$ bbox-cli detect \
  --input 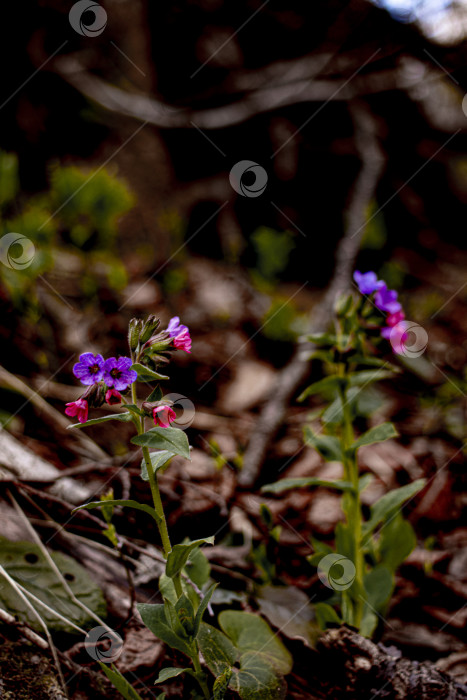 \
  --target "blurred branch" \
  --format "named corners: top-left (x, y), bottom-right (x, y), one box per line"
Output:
top-left (54, 55), bottom-right (465, 132)
top-left (238, 101), bottom-right (385, 487)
